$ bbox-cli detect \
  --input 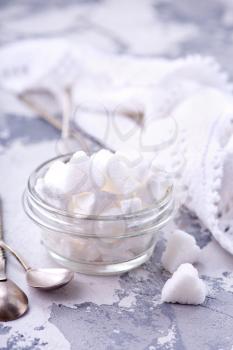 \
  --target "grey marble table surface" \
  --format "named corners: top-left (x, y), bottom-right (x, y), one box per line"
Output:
top-left (1, 1), bottom-right (233, 349)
